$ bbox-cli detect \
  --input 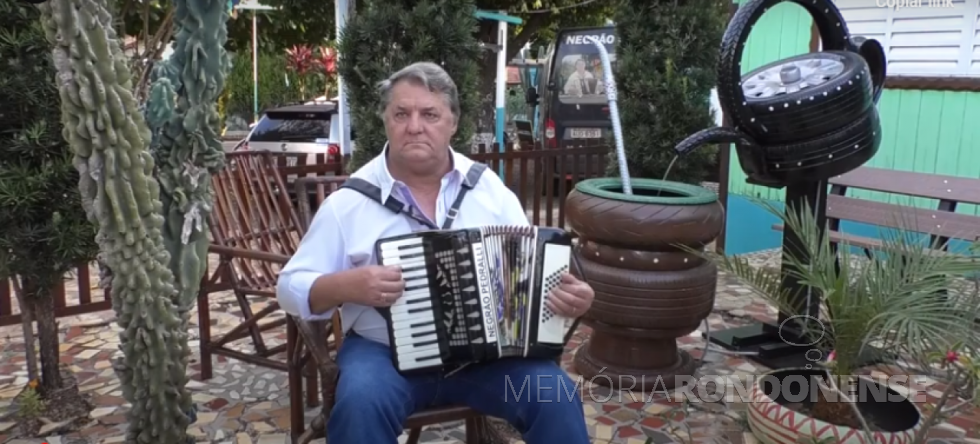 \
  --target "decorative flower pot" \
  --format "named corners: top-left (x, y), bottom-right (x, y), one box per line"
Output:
top-left (749, 367), bottom-right (922, 444)
top-left (566, 177), bottom-right (724, 390)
